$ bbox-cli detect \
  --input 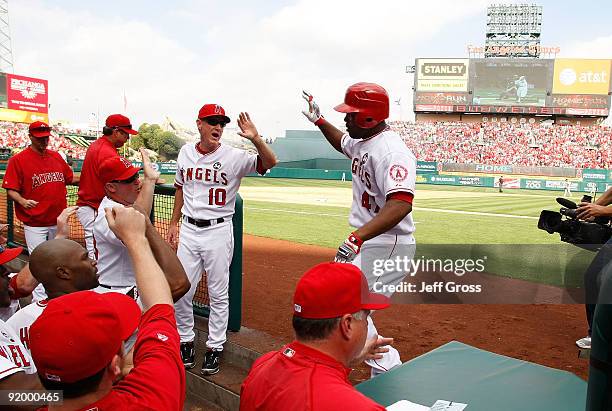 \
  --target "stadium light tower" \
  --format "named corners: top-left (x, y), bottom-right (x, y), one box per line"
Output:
top-left (485, 4), bottom-right (542, 58)
top-left (0, 0), bottom-right (13, 72)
